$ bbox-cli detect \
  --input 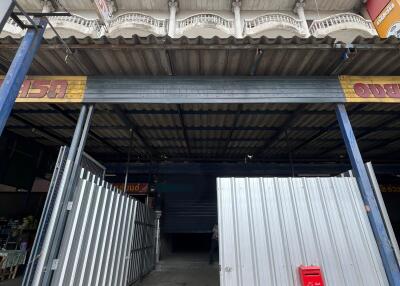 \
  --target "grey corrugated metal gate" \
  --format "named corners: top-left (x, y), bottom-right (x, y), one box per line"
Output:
top-left (24, 146), bottom-right (156, 286)
top-left (23, 146), bottom-right (107, 286)
top-left (217, 177), bottom-right (389, 286)
top-left (51, 170), bottom-right (155, 286)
